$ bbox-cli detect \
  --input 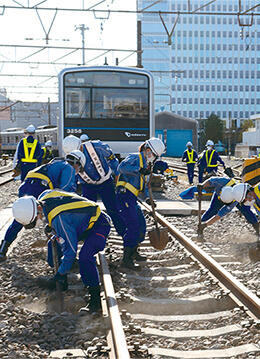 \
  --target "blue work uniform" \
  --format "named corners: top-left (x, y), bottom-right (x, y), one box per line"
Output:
top-left (17, 135), bottom-right (42, 181)
top-left (116, 152), bottom-right (149, 249)
top-left (182, 148), bottom-right (198, 184)
top-left (198, 149), bottom-right (225, 182)
top-left (4, 159), bottom-right (77, 246)
top-left (153, 160), bottom-right (169, 175)
top-left (78, 140), bottom-right (125, 237)
top-left (39, 190), bottom-right (111, 288)
top-left (201, 177), bottom-right (257, 225)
